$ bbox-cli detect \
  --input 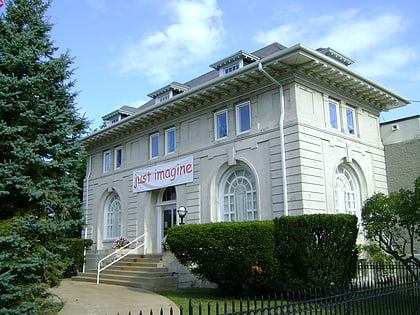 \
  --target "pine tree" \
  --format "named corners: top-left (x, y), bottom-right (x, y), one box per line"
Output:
top-left (0, 0), bottom-right (88, 220)
top-left (0, 0), bottom-right (88, 313)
